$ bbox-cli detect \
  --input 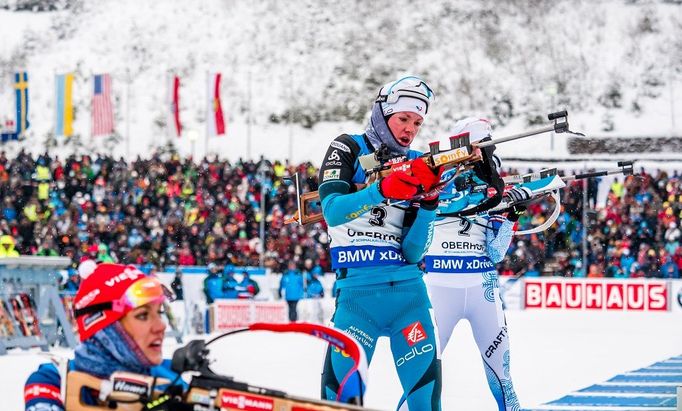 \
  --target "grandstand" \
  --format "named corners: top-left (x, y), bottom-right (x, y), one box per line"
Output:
top-left (0, 150), bottom-right (677, 284)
